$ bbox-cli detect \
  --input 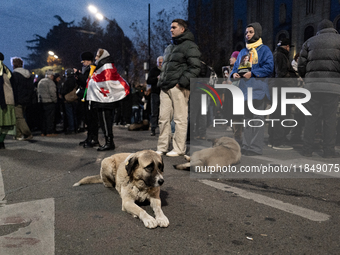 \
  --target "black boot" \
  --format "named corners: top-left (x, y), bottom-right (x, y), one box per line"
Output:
top-left (97, 135), bottom-right (115, 151)
top-left (90, 135), bottom-right (100, 147)
top-left (0, 142), bottom-right (5, 149)
top-left (84, 135), bottom-right (100, 148)
top-left (79, 136), bottom-right (89, 146)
